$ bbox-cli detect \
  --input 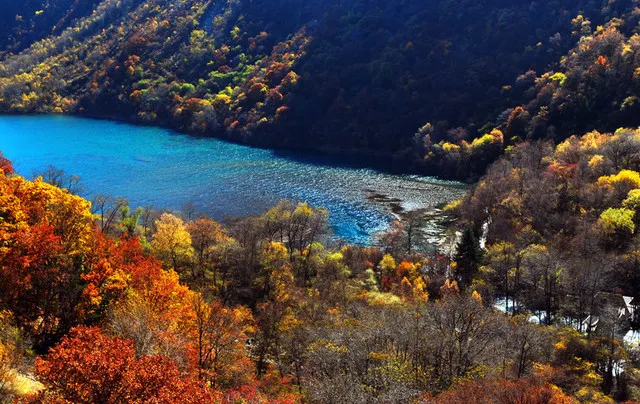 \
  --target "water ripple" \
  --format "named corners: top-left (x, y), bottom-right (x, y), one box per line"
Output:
top-left (0, 115), bottom-right (465, 244)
